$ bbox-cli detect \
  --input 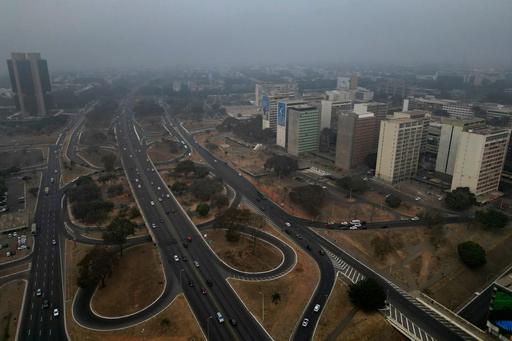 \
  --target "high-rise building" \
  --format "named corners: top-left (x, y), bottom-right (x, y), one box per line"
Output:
top-left (353, 102), bottom-right (389, 121)
top-left (336, 76), bottom-right (350, 90)
top-left (350, 73), bottom-right (358, 90)
top-left (435, 118), bottom-right (486, 175)
top-left (261, 92), bottom-right (295, 132)
top-left (375, 116), bottom-right (424, 184)
top-left (442, 102), bottom-right (474, 120)
top-left (320, 100), bottom-right (352, 130)
top-left (286, 105), bottom-right (320, 156)
top-left (393, 110), bottom-right (431, 152)
top-left (451, 127), bottom-right (510, 196)
top-left (335, 111), bottom-right (377, 170)
top-left (7, 52), bottom-right (52, 115)
top-left (276, 99), bottom-right (308, 148)
top-left (426, 122), bottom-right (442, 159)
